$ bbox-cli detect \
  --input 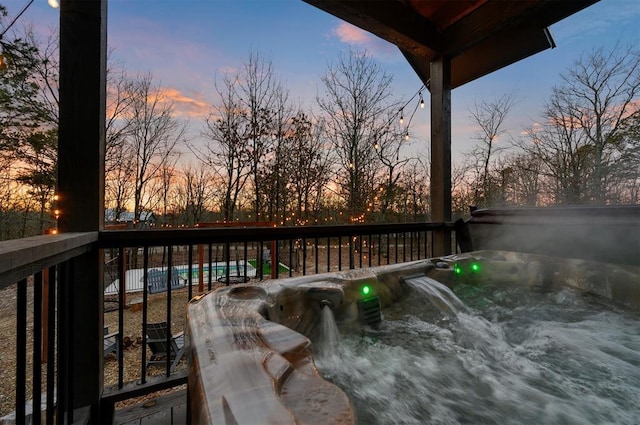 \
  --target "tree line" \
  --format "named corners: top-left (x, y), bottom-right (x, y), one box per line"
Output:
top-left (0, 14), bottom-right (638, 241)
